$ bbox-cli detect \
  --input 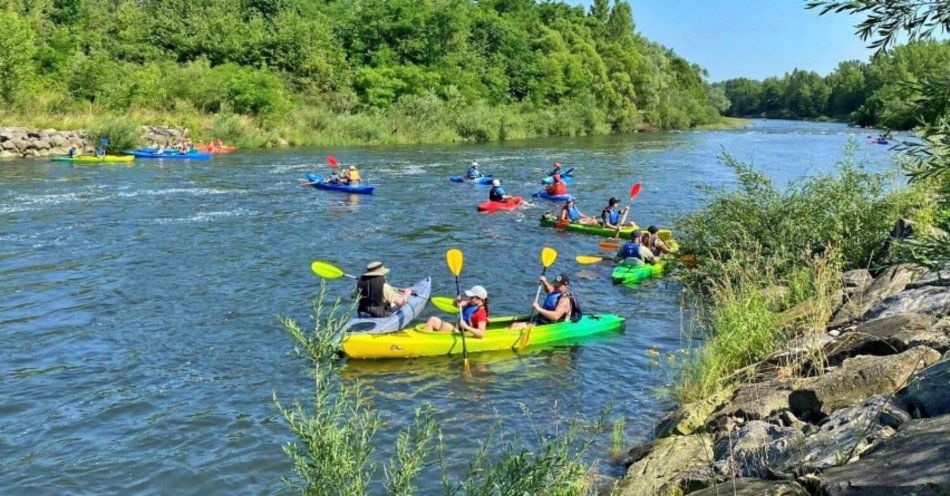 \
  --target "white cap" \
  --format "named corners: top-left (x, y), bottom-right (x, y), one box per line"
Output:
top-left (471, 161), bottom-right (479, 167)
top-left (464, 285), bottom-right (488, 299)
top-left (492, 179), bottom-right (501, 187)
